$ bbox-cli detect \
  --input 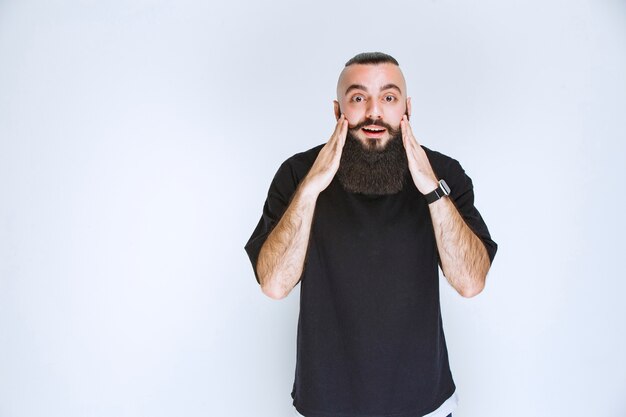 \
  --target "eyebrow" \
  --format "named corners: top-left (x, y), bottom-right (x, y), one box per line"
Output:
top-left (381, 83), bottom-right (402, 94)
top-left (345, 84), bottom-right (368, 95)
top-left (344, 83), bottom-right (403, 95)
